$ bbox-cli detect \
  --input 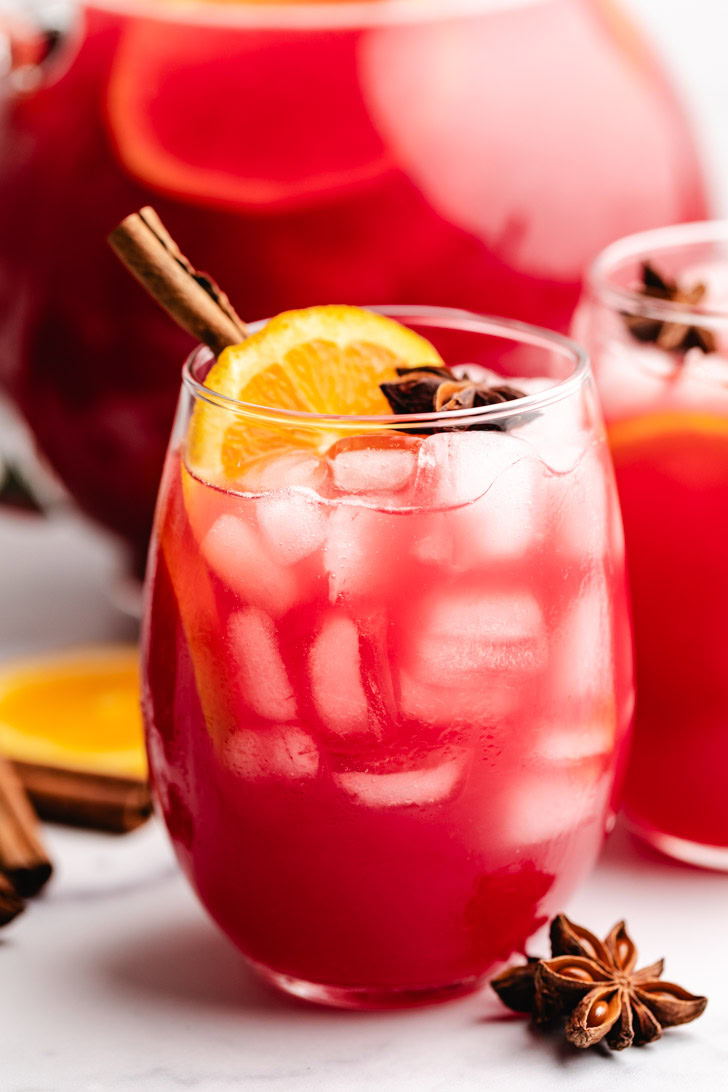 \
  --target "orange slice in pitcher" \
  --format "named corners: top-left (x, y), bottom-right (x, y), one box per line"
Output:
top-left (0, 647), bottom-right (146, 779)
top-left (106, 20), bottom-right (392, 211)
top-left (187, 305), bottom-right (444, 483)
